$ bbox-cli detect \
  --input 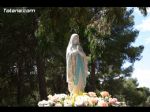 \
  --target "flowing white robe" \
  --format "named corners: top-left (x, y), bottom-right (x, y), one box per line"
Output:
top-left (66, 44), bottom-right (88, 95)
